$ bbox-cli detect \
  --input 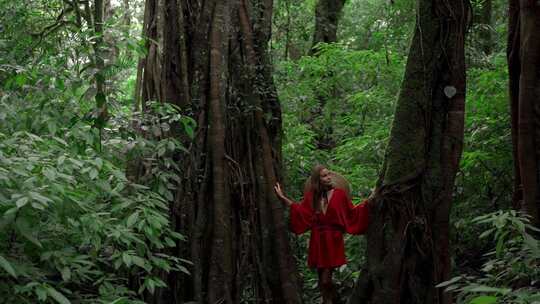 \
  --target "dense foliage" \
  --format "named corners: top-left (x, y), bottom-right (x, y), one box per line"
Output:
top-left (440, 210), bottom-right (540, 304)
top-left (0, 1), bottom-right (191, 303)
